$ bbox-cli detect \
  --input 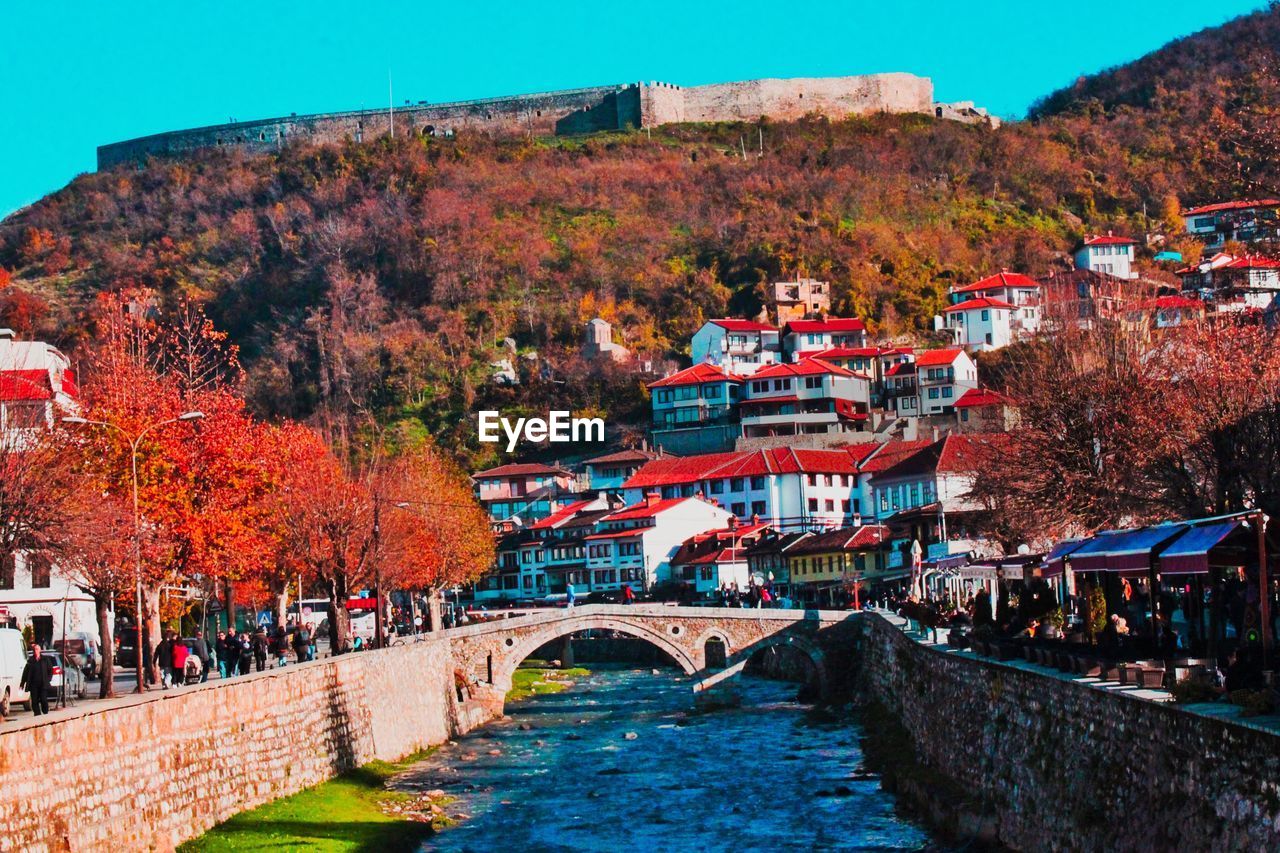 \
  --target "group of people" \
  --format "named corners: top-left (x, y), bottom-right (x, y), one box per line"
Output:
top-left (717, 580), bottom-right (790, 609)
top-left (142, 621), bottom-right (317, 690)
